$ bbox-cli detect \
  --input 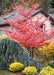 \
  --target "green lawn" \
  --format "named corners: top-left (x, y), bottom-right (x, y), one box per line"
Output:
top-left (0, 70), bottom-right (23, 75)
